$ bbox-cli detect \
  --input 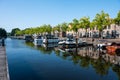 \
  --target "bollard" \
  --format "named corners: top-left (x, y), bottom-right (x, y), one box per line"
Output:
top-left (2, 39), bottom-right (5, 46)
